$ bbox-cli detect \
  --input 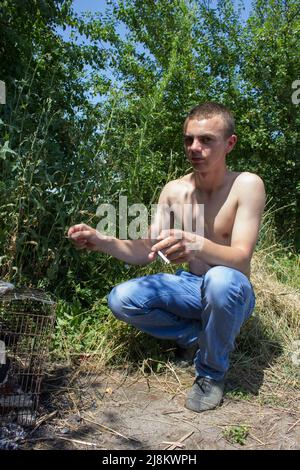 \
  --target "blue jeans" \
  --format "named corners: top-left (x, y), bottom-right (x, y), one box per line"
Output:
top-left (108, 266), bottom-right (255, 381)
